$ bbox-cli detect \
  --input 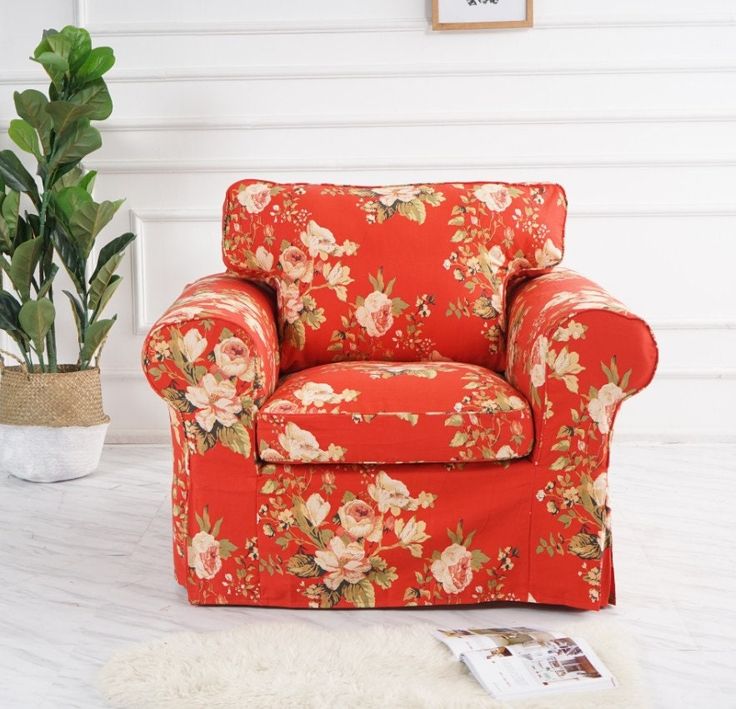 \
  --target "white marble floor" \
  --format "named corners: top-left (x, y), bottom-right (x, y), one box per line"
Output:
top-left (1, 444), bottom-right (734, 708)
